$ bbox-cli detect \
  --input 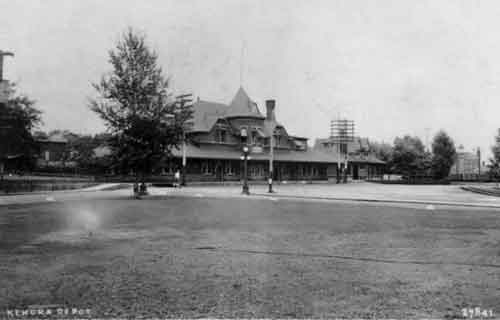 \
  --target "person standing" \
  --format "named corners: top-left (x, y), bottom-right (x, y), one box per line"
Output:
top-left (174, 169), bottom-right (181, 188)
